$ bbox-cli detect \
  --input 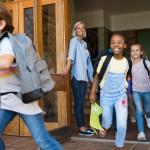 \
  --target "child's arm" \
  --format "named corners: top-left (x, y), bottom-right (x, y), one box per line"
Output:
top-left (89, 73), bottom-right (99, 103)
top-left (0, 55), bottom-right (14, 70)
top-left (127, 75), bottom-right (132, 96)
